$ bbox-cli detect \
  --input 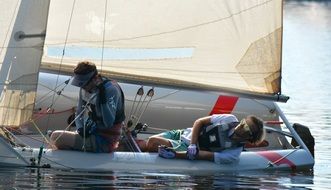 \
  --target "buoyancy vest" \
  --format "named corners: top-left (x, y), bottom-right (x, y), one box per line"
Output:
top-left (109, 80), bottom-right (125, 124)
top-left (198, 122), bottom-right (245, 152)
top-left (83, 78), bottom-right (125, 126)
top-left (81, 78), bottom-right (125, 152)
